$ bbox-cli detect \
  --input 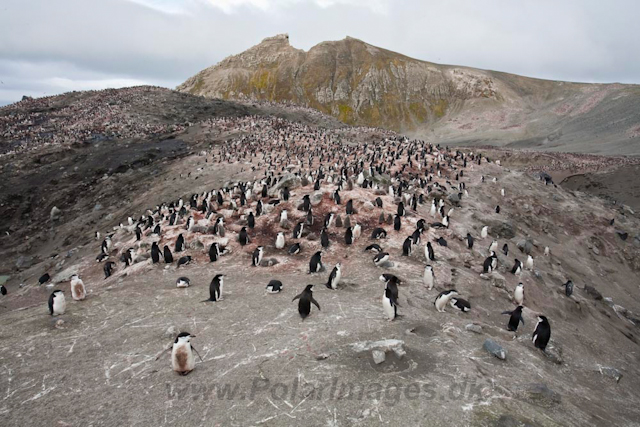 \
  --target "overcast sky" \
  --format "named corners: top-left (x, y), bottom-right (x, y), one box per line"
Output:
top-left (1, 0), bottom-right (639, 106)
